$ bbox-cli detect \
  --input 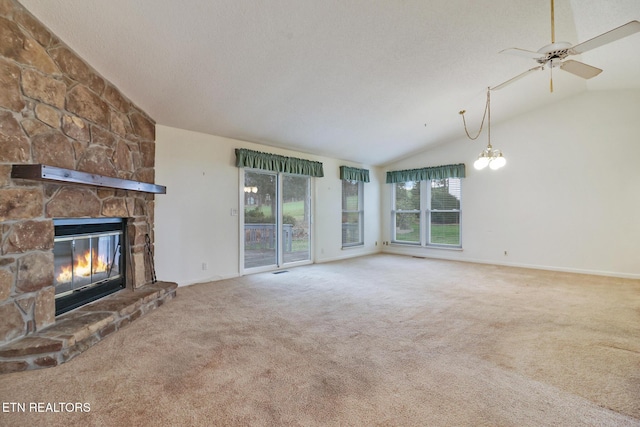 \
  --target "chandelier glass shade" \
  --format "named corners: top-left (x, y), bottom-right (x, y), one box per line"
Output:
top-left (474, 145), bottom-right (506, 170)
